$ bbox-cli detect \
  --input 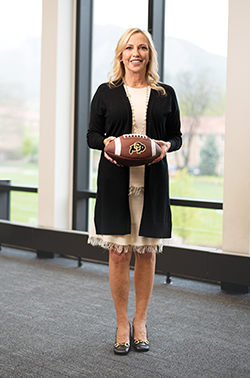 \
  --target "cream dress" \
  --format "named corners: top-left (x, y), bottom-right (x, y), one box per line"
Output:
top-left (88, 86), bottom-right (164, 253)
